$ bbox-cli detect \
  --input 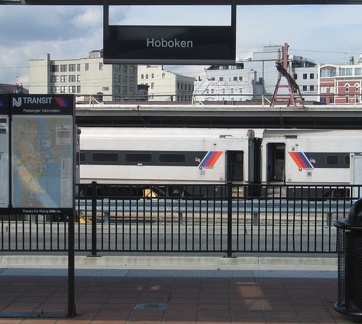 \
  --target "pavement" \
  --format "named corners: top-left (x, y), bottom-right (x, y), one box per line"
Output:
top-left (0, 254), bottom-right (360, 323)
